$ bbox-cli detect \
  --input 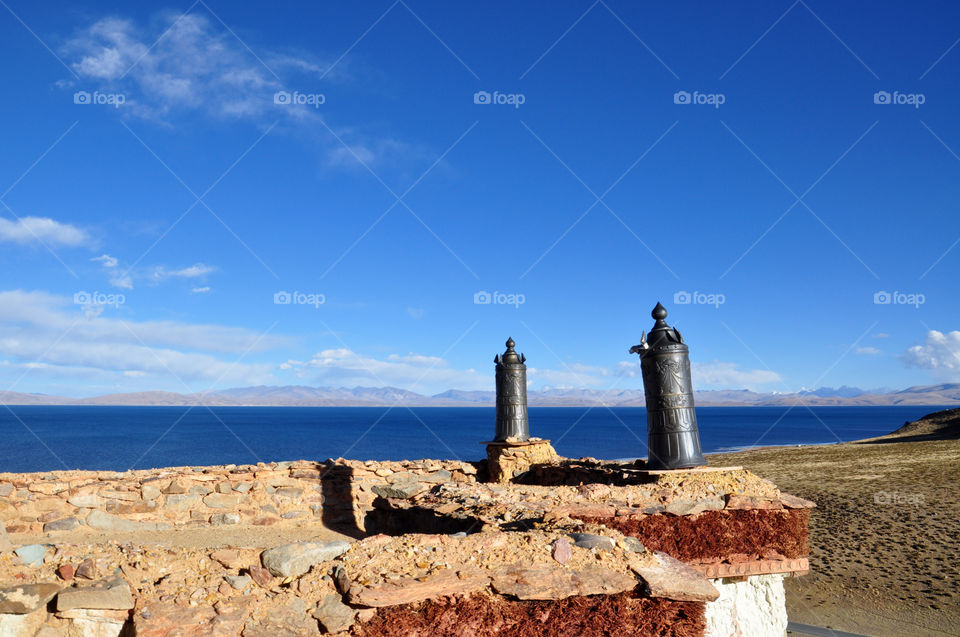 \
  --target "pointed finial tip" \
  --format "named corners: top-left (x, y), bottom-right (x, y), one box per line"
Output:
top-left (505, 337), bottom-right (515, 349)
top-left (652, 302), bottom-right (668, 321)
